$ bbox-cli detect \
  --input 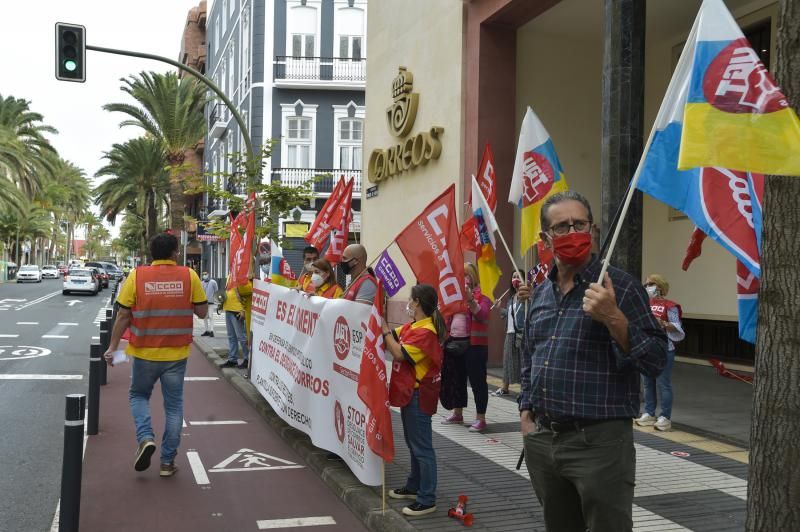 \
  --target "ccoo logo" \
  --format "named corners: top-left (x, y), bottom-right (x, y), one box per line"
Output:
top-left (333, 316), bottom-right (351, 361)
